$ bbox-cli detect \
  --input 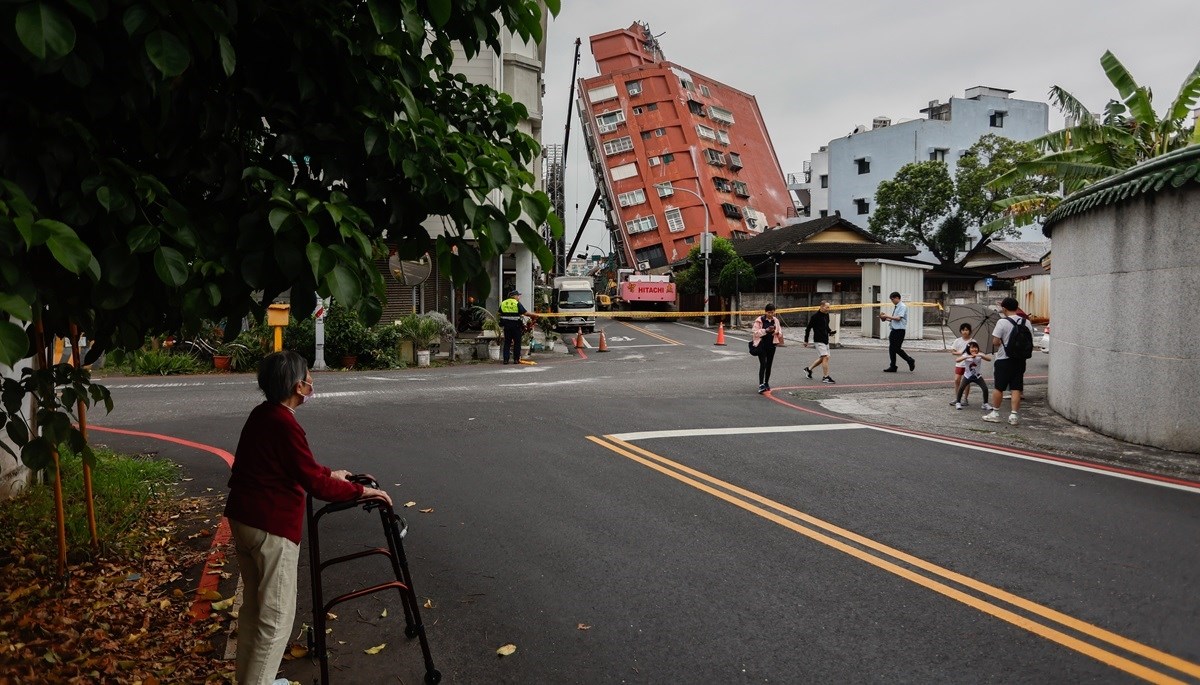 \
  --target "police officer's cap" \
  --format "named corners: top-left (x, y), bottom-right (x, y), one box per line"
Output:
top-left (508, 289), bottom-right (521, 297)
